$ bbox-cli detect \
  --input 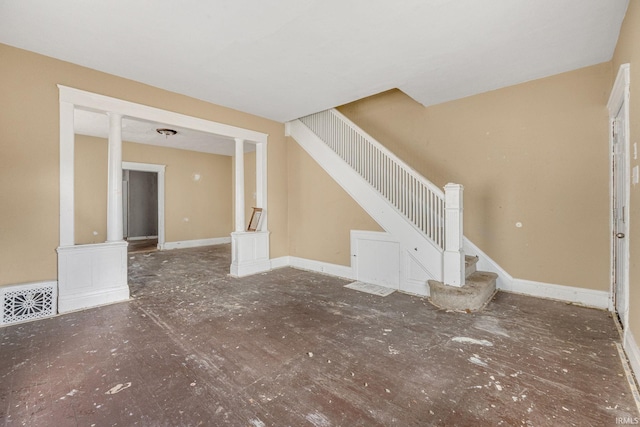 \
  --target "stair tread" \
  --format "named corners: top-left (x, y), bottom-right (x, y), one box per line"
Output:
top-left (465, 270), bottom-right (498, 284)
top-left (429, 272), bottom-right (496, 294)
top-left (427, 270), bottom-right (497, 311)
